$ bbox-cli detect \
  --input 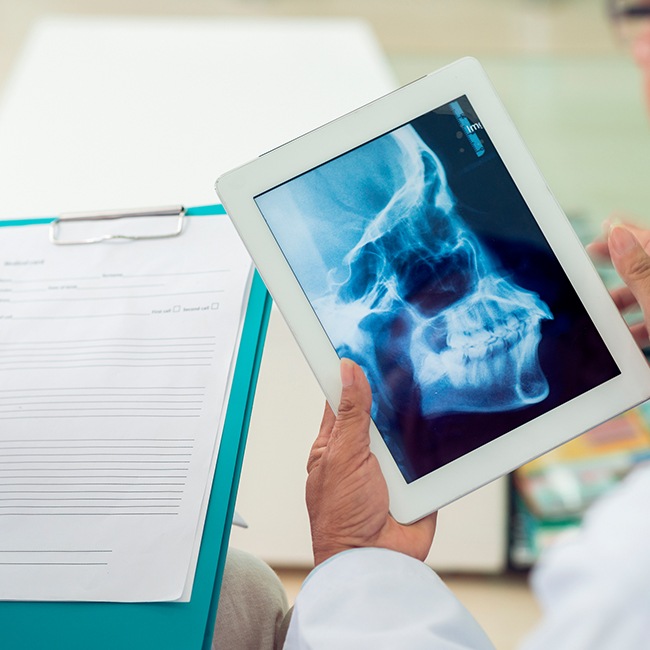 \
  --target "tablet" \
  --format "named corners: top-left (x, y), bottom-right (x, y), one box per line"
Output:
top-left (216, 57), bottom-right (650, 524)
